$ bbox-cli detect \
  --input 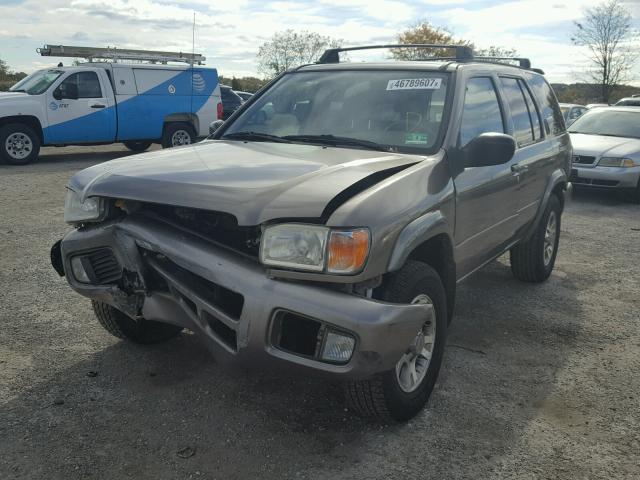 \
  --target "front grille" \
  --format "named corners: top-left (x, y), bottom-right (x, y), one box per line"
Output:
top-left (86, 249), bottom-right (122, 284)
top-left (573, 155), bottom-right (596, 165)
